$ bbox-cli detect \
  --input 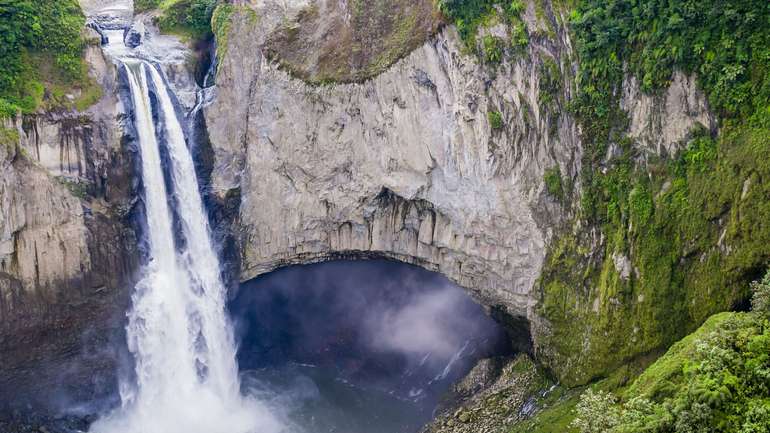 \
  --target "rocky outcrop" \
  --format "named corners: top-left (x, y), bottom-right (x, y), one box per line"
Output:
top-left (205, 0), bottom-right (716, 383)
top-left (263, 0), bottom-right (444, 83)
top-left (422, 354), bottom-right (544, 433)
top-left (621, 71), bottom-right (716, 157)
top-left (0, 0), bottom-right (721, 408)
